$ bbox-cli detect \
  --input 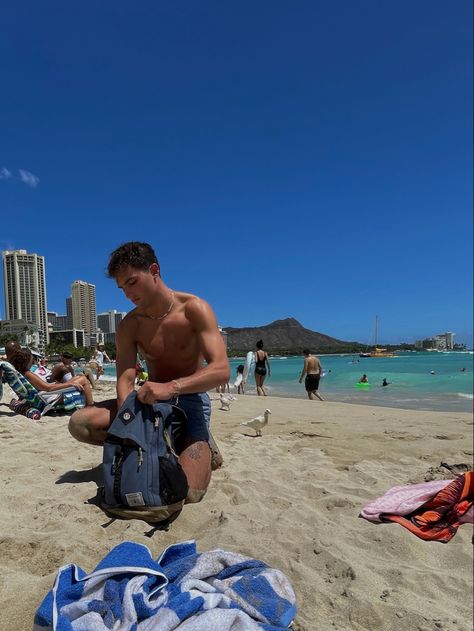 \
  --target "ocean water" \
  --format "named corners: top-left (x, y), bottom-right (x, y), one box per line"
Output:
top-left (101, 351), bottom-right (473, 412)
